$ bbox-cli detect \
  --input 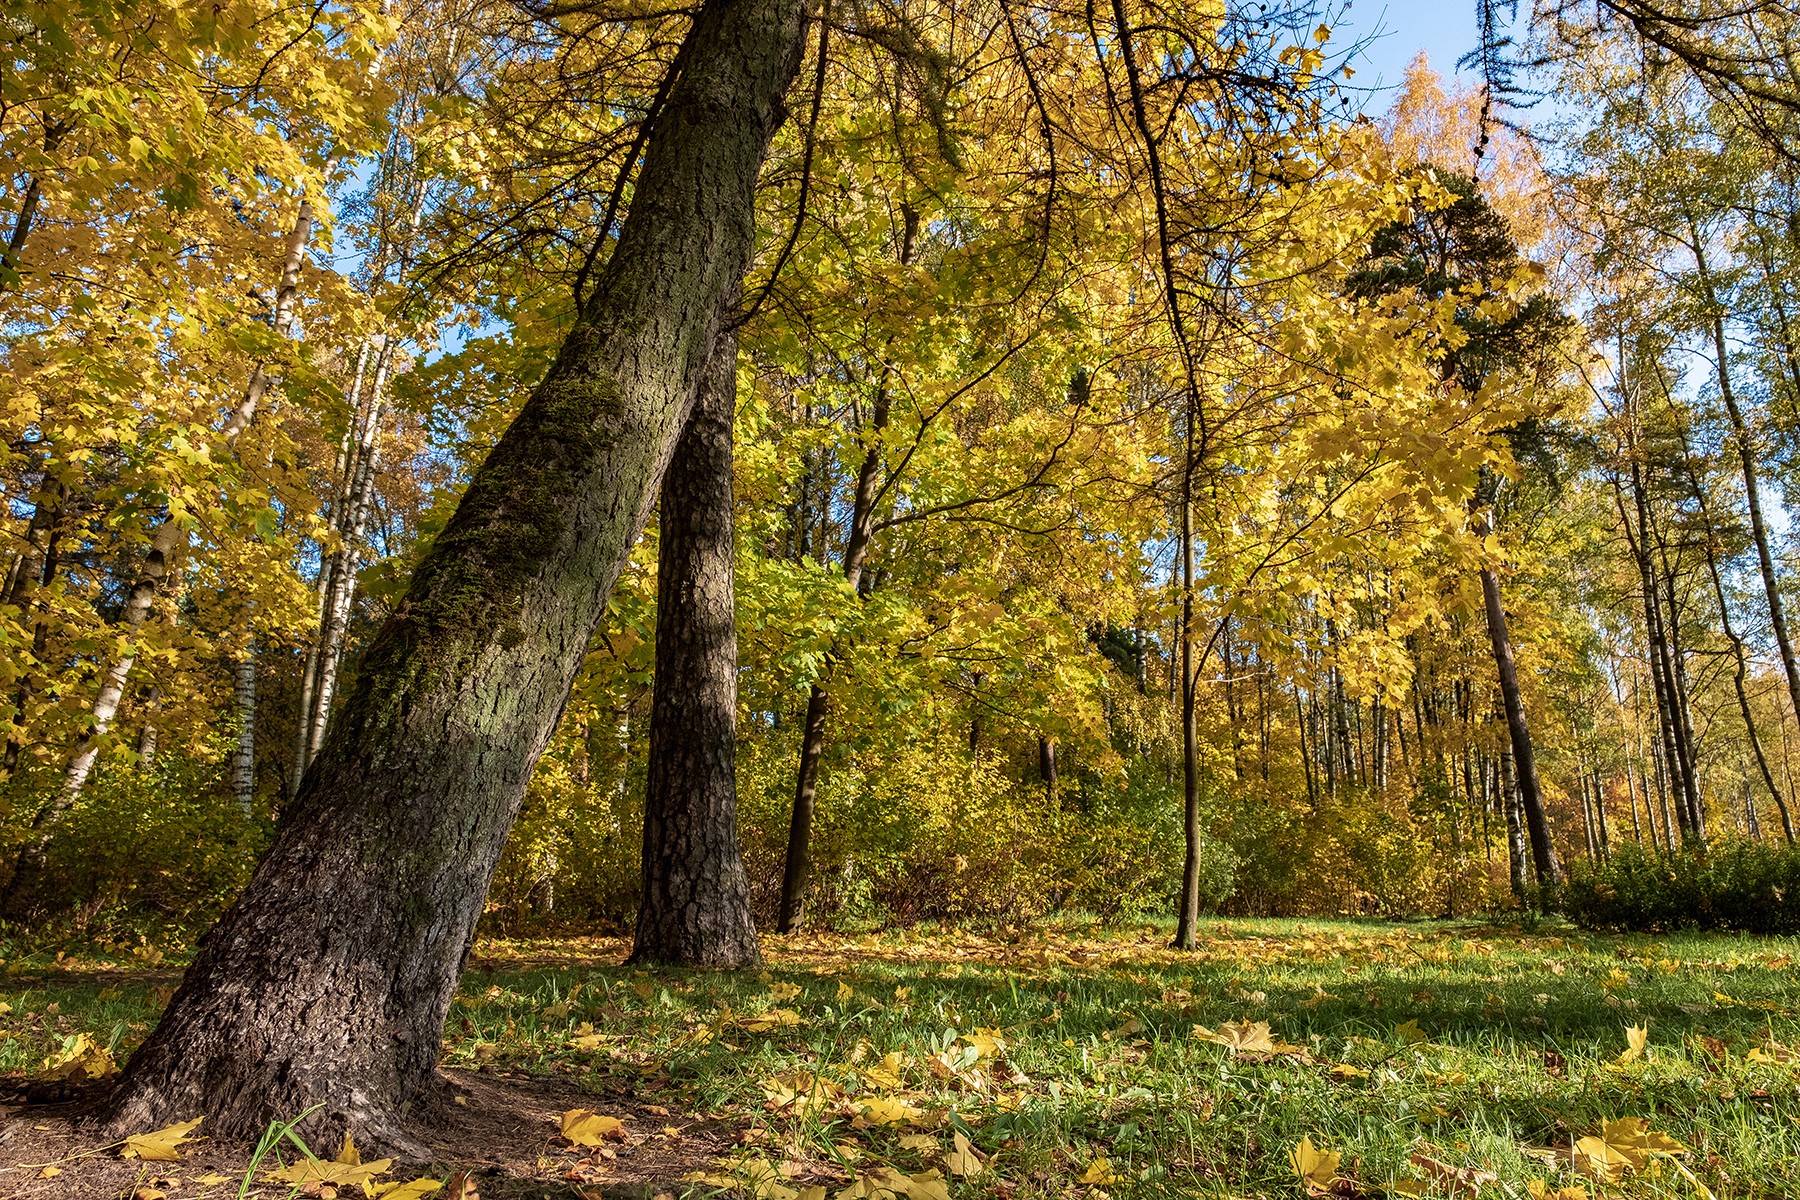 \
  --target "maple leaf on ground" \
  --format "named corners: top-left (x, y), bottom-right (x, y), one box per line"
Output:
top-left (1193, 1020), bottom-right (1274, 1053)
top-left (121, 1117), bottom-right (204, 1162)
top-left (1526, 1183), bottom-right (1587, 1200)
top-left (1572, 1116), bottom-right (1689, 1182)
top-left (1291, 1136), bottom-right (1340, 1196)
top-left (1079, 1157), bottom-right (1119, 1184)
top-left (740, 1008), bottom-right (806, 1033)
top-left (560, 1109), bottom-right (626, 1146)
top-left (265, 1153), bottom-right (395, 1190)
top-left (1409, 1151), bottom-right (1496, 1197)
top-left (1615, 1024), bottom-right (1648, 1064)
top-left (946, 1131), bottom-right (984, 1177)
top-left (39, 1032), bottom-right (119, 1082)
top-left (857, 1095), bottom-right (924, 1126)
